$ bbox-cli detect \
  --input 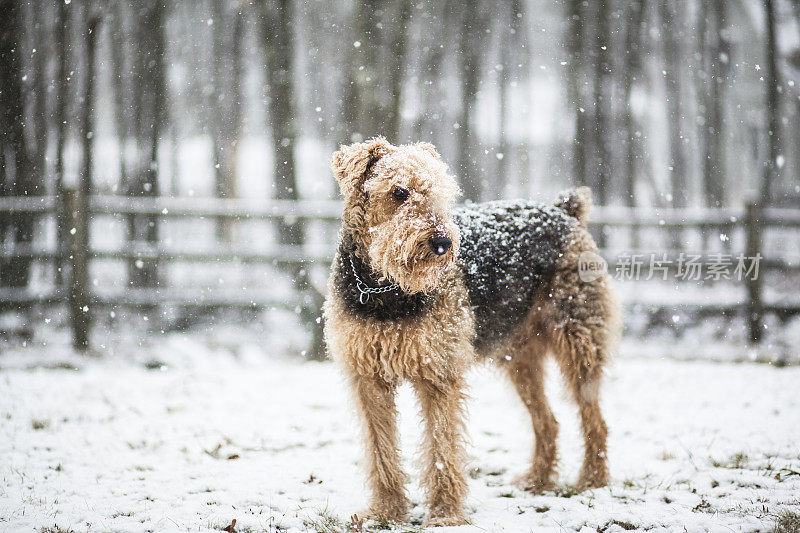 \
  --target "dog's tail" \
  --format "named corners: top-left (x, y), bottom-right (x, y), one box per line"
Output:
top-left (554, 186), bottom-right (593, 225)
